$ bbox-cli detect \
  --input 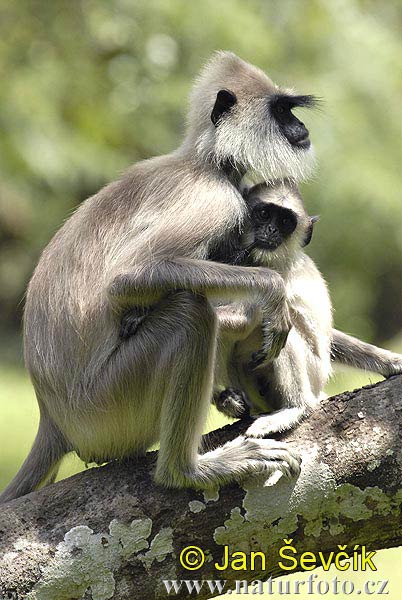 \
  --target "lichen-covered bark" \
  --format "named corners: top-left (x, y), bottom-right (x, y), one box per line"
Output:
top-left (1, 376), bottom-right (402, 600)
